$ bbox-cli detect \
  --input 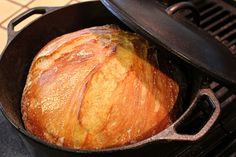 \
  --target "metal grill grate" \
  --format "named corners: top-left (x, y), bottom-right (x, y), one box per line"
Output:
top-left (185, 0), bottom-right (236, 55)
top-left (210, 81), bottom-right (236, 108)
top-left (182, 0), bottom-right (236, 108)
